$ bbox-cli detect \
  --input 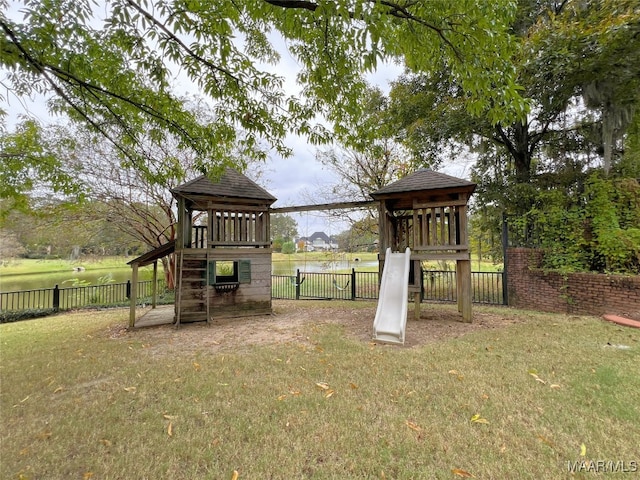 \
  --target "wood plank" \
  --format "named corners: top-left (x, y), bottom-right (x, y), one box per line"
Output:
top-left (271, 200), bottom-right (376, 214)
top-left (411, 252), bottom-right (470, 261)
top-left (414, 244), bottom-right (469, 251)
top-left (413, 198), bottom-right (468, 209)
